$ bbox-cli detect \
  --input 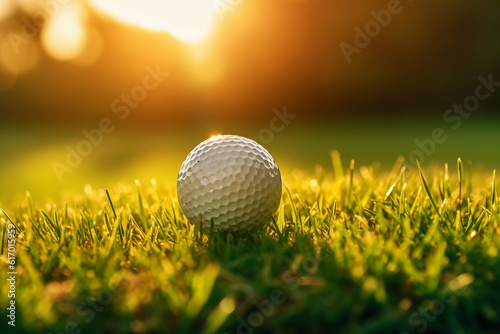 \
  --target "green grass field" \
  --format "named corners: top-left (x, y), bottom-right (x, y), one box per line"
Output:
top-left (2, 0), bottom-right (499, 331)
top-left (1, 150), bottom-right (500, 333)
top-left (2, 116), bottom-right (500, 202)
